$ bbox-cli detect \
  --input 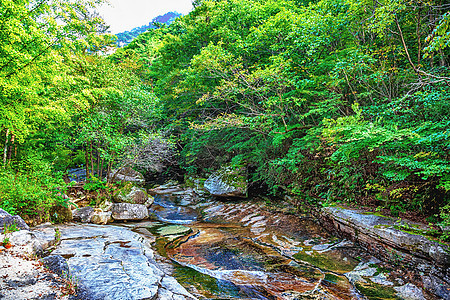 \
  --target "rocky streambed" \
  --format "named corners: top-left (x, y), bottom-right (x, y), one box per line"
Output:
top-left (1, 183), bottom-right (449, 300)
top-left (145, 192), bottom-right (441, 300)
